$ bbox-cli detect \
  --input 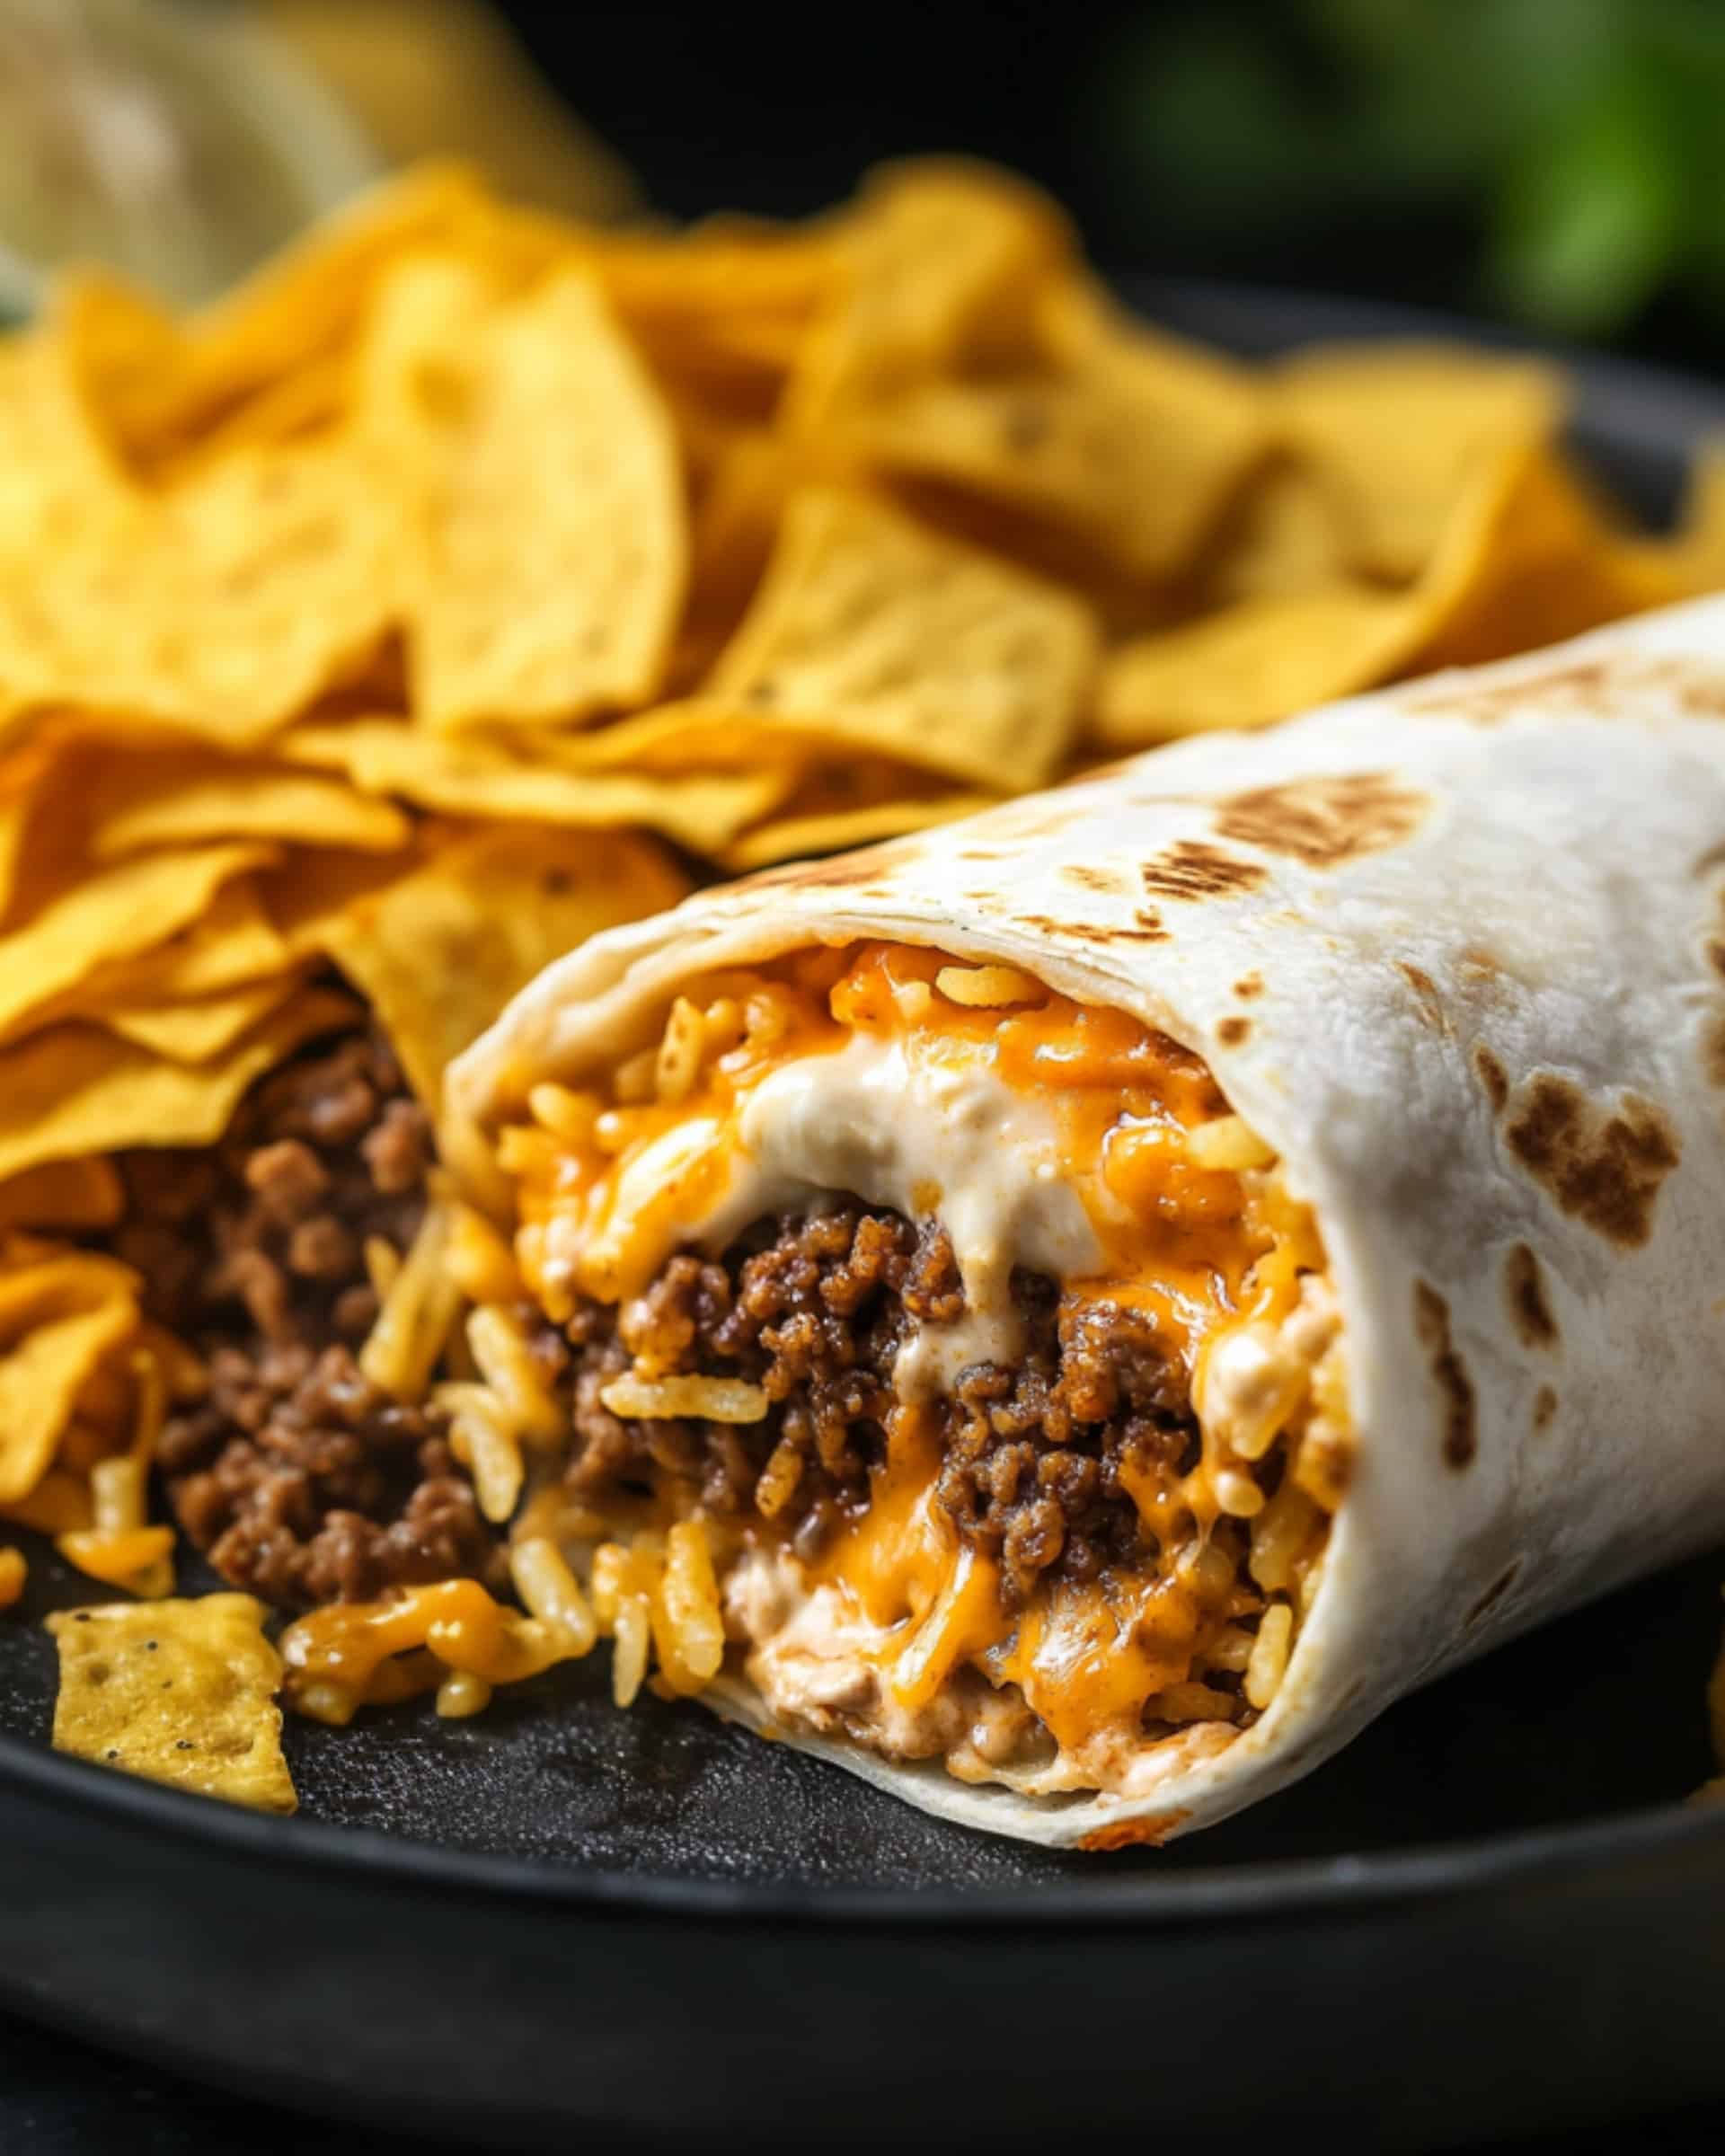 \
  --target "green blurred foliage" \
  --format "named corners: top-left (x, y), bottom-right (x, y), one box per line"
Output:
top-left (1101, 0), bottom-right (1725, 338)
